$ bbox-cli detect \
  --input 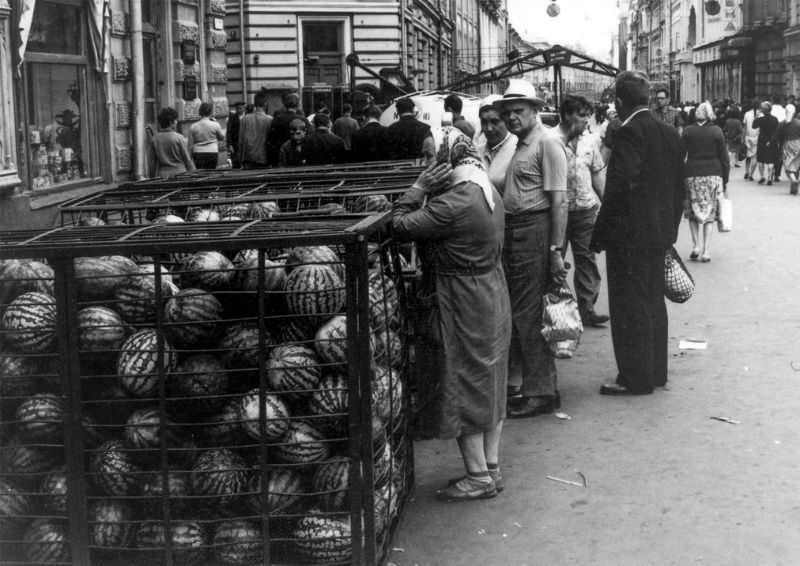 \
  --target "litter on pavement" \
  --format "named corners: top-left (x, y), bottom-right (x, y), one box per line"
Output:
top-left (710, 416), bottom-right (741, 424)
top-left (546, 471), bottom-right (587, 488)
top-left (678, 340), bottom-right (708, 350)
top-left (554, 412), bottom-right (572, 420)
